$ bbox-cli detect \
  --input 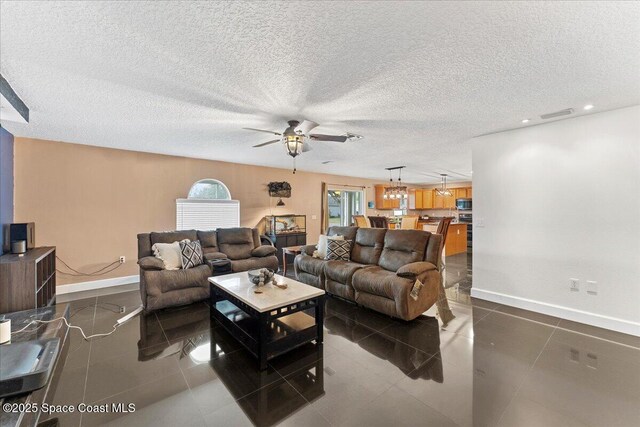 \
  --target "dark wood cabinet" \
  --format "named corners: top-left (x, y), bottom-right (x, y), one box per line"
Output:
top-left (0, 247), bottom-right (56, 314)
